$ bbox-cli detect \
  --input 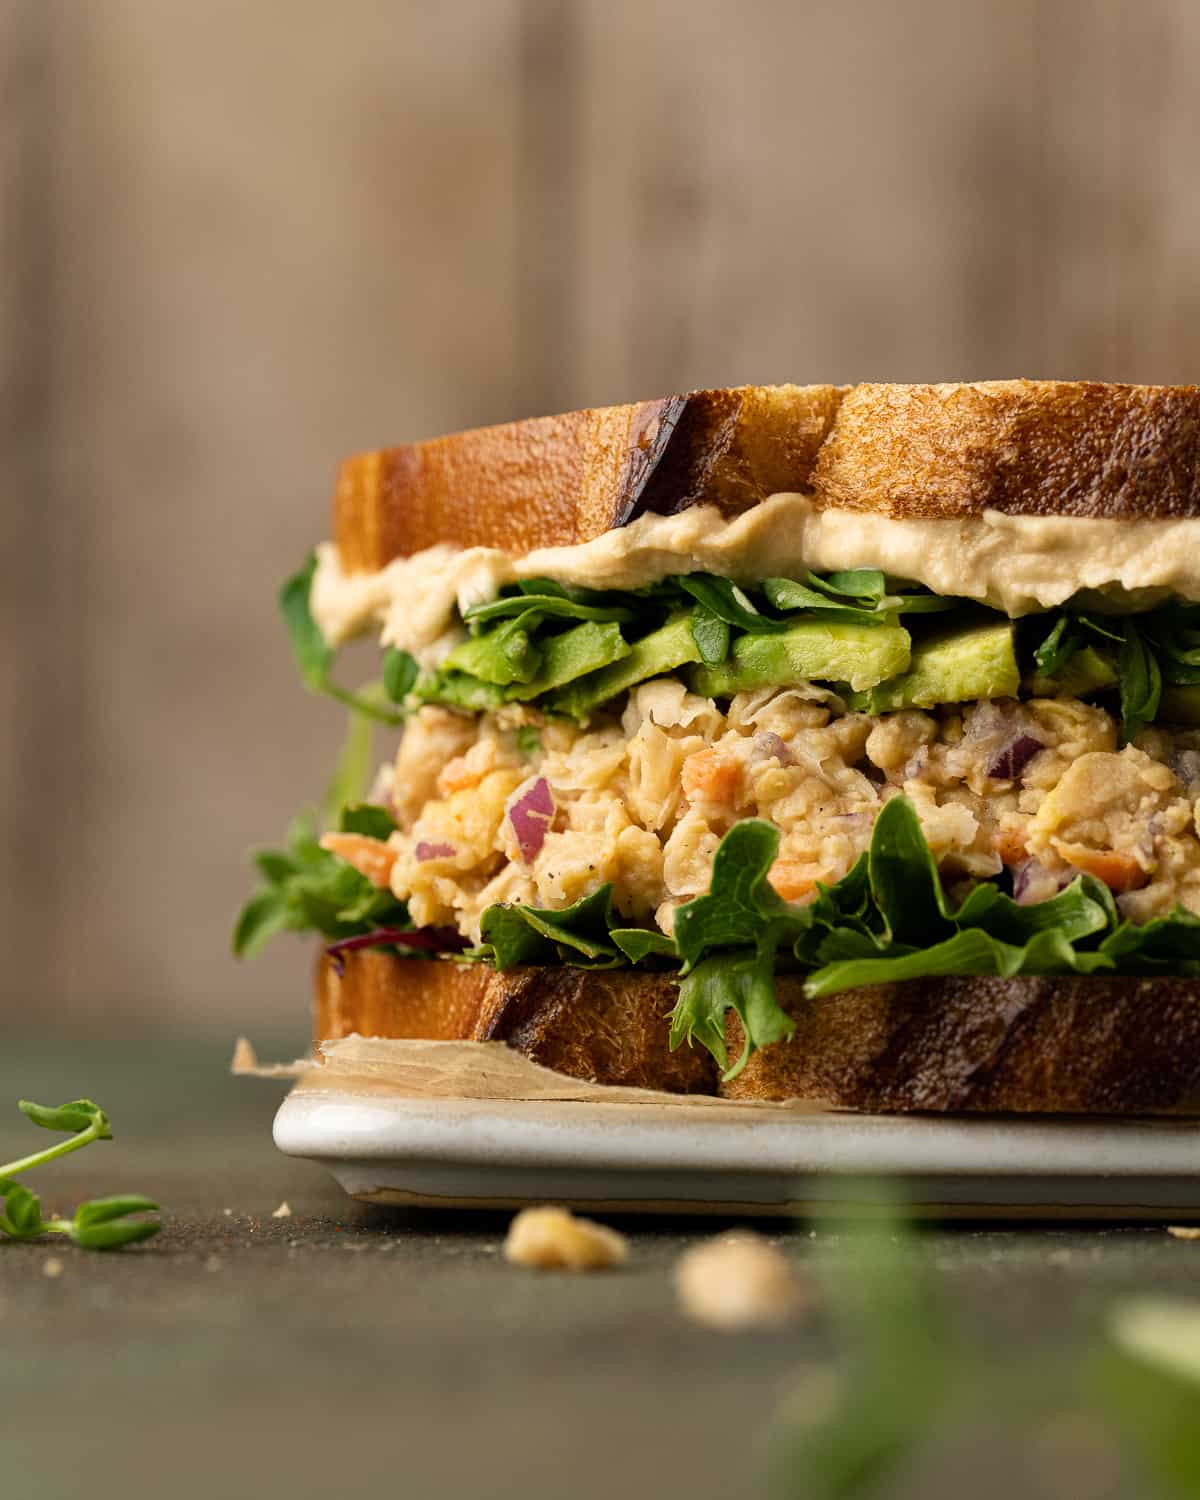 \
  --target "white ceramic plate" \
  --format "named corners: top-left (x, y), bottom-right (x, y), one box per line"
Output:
top-left (274, 1083), bottom-right (1200, 1220)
